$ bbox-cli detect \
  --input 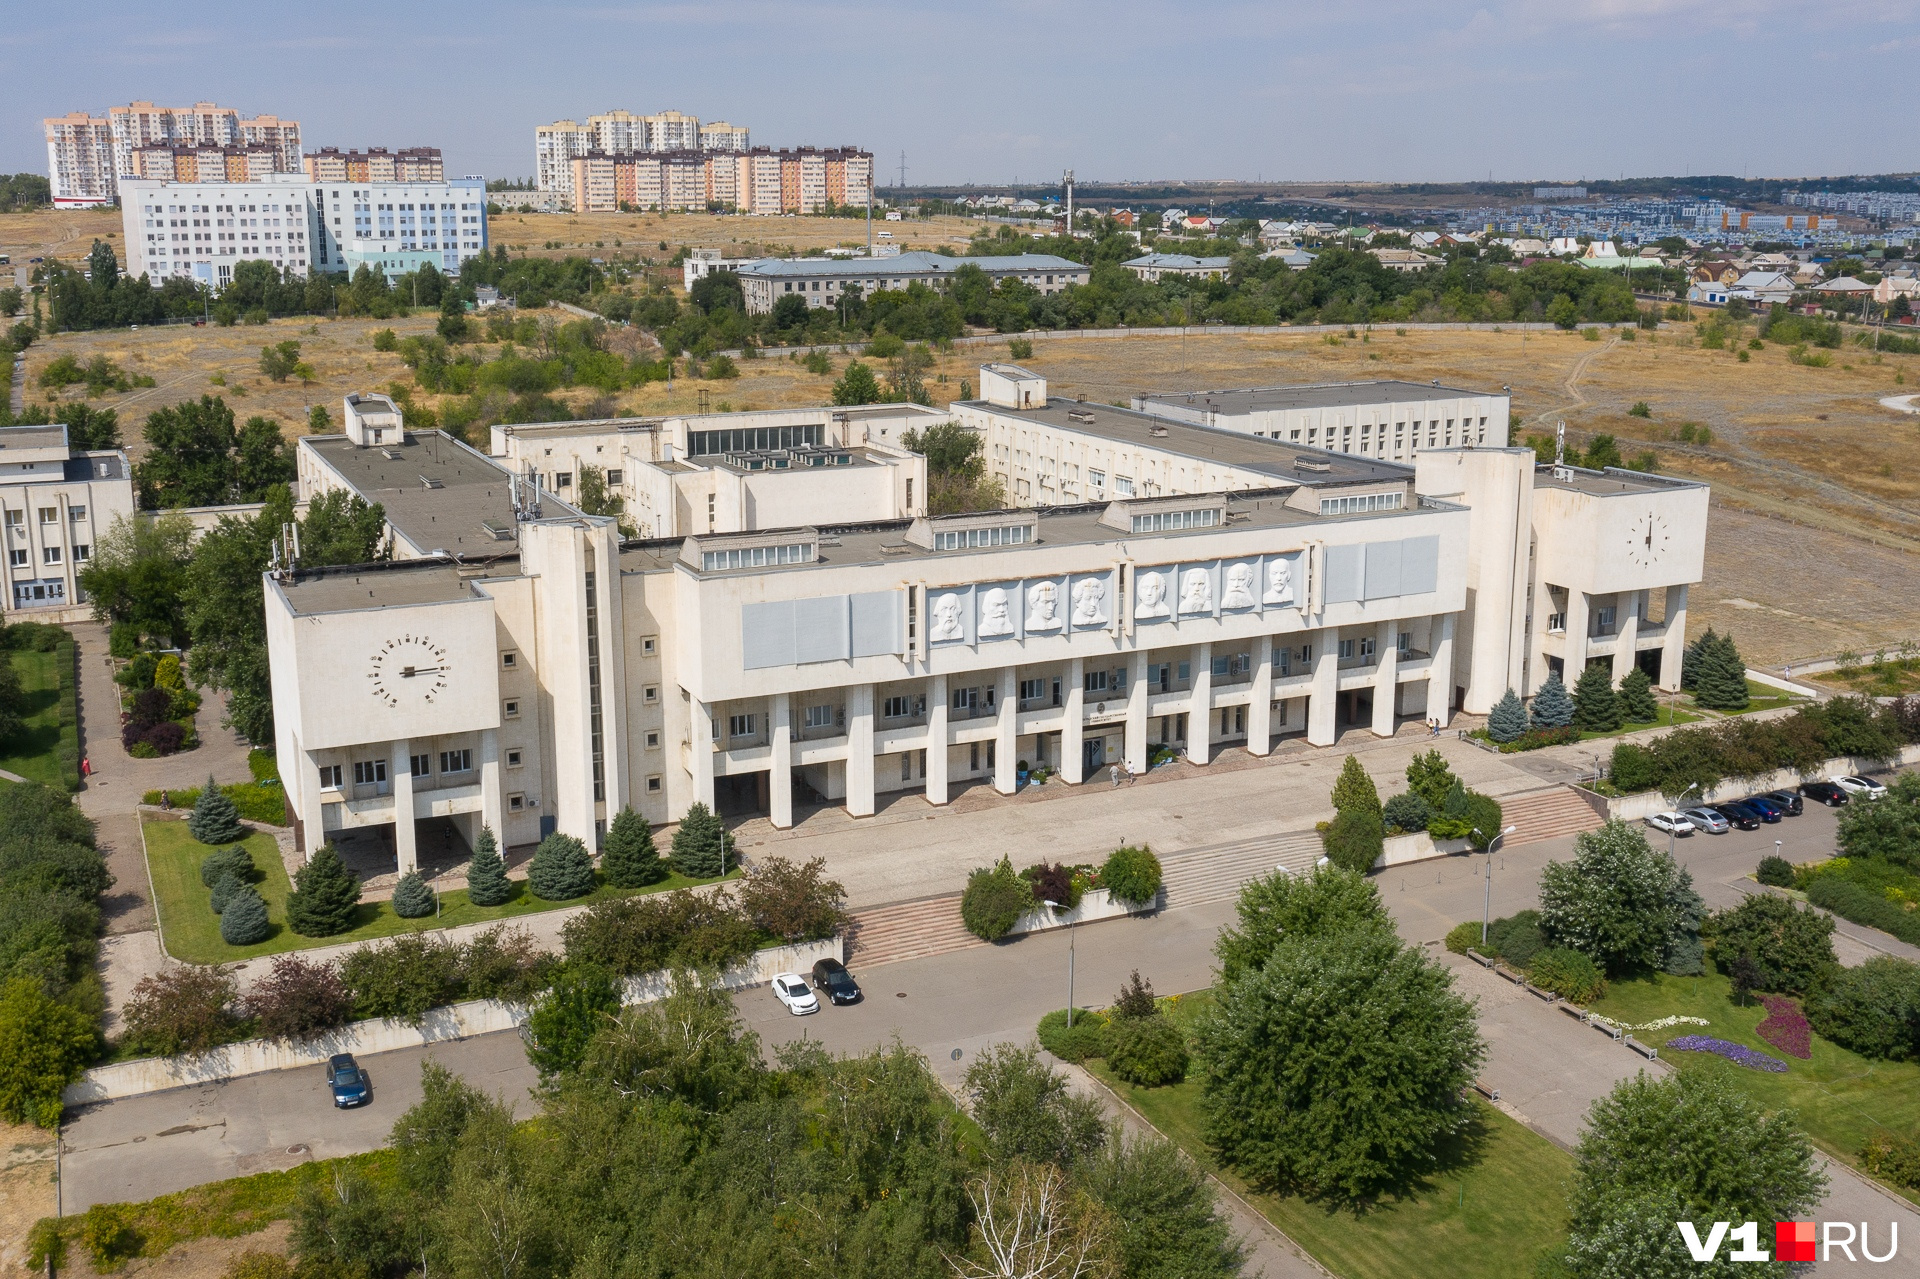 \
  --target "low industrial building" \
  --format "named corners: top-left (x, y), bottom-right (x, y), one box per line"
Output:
top-left (736, 252), bottom-right (1087, 314)
top-left (1123, 254), bottom-right (1233, 282)
top-left (1129, 379), bottom-right (1511, 463)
